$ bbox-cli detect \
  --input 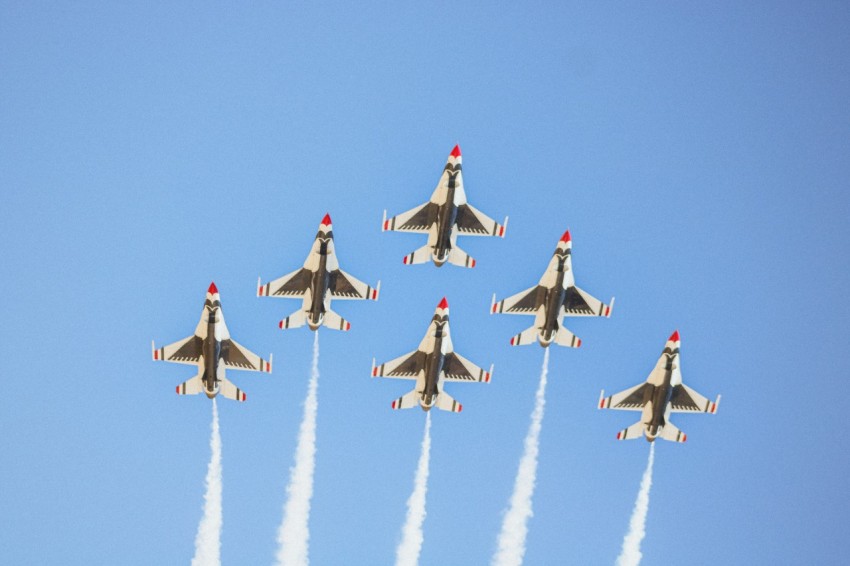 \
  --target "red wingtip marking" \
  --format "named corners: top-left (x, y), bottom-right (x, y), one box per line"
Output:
top-left (560, 230), bottom-right (571, 243)
top-left (510, 337), bottom-right (516, 346)
top-left (617, 431), bottom-right (622, 440)
top-left (154, 350), bottom-right (158, 360)
top-left (383, 220), bottom-right (389, 231)
top-left (438, 297), bottom-right (449, 310)
top-left (402, 256), bottom-right (409, 264)
top-left (682, 434), bottom-right (687, 442)
top-left (208, 282), bottom-right (218, 294)
top-left (669, 330), bottom-right (680, 342)
top-left (391, 400), bottom-right (397, 409)
top-left (491, 303), bottom-right (497, 313)
top-left (258, 286), bottom-right (264, 296)
top-left (345, 322), bottom-right (351, 331)
top-left (599, 398), bottom-right (605, 409)
top-left (242, 392), bottom-right (247, 401)
top-left (470, 259), bottom-right (476, 268)
top-left (372, 367), bottom-right (377, 377)
top-left (457, 404), bottom-right (463, 412)
top-left (176, 385), bottom-right (180, 394)
top-left (499, 226), bottom-right (505, 237)
top-left (576, 338), bottom-right (582, 348)
top-left (321, 213), bottom-right (331, 226)
top-left (450, 144), bottom-right (461, 157)
top-left (278, 320), bottom-right (284, 329)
